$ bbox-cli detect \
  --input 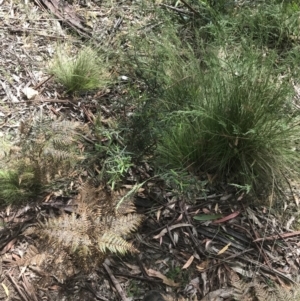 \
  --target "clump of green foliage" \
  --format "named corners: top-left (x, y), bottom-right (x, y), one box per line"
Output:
top-left (93, 115), bottom-right (133, 190)
top-left (223, 1), bottom-right (300, 52)
top-left (157, 50), bottom-right (300, 194)
top-left (121, 1), bottom-right (300, 196)
top-left (0, 167), bottom-right (41, 204)
top-left (0, 118), bottom-right (88, 204)
top-left (49, 46), bottom-right (110, 94)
